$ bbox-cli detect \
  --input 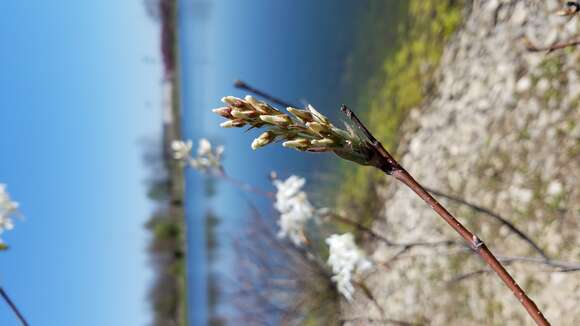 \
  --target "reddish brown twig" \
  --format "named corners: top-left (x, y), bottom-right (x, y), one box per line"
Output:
top-left (341, 105), bottom-right (550, 326)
